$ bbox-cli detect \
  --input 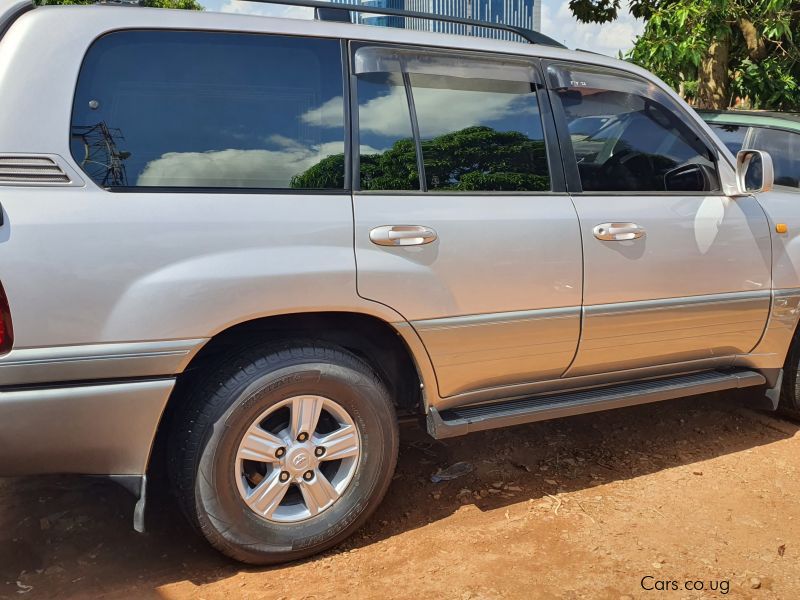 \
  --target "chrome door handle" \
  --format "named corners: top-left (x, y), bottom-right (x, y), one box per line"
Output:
top-left (593, 222), bottom-right (646, 241)
top-left (369, 225), bottom-right (438, 247)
